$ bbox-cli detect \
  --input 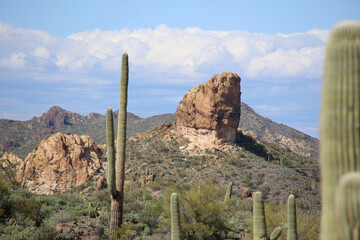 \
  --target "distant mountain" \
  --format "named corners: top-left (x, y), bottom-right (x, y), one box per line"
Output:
top-left (0, 103), bottom-right (318, 159)
top-left (239, 103), bottom-right (319, 159)
top-left (0, 106), bottom-right (175, 158)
